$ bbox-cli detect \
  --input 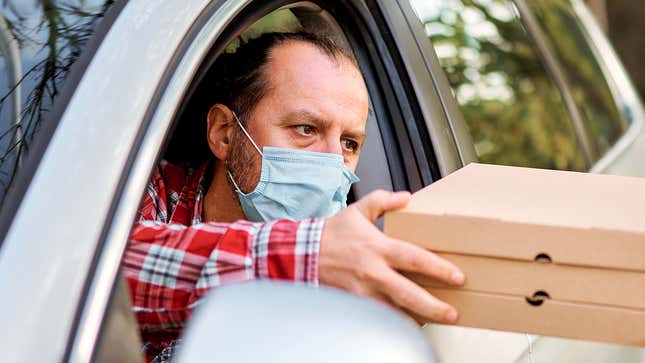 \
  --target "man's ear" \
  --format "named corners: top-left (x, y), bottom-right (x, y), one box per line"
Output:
top-left (206, 104), bottom-right (235, 161)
